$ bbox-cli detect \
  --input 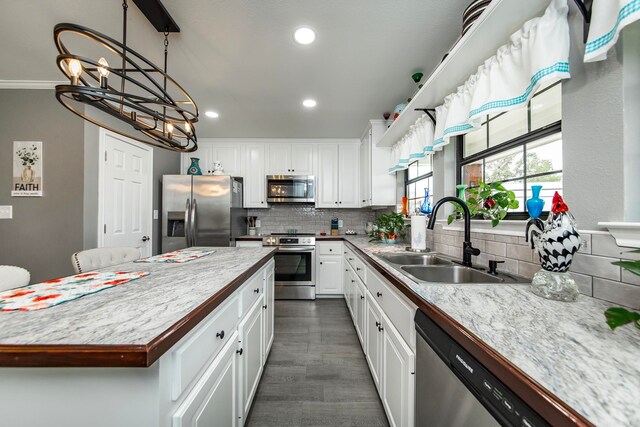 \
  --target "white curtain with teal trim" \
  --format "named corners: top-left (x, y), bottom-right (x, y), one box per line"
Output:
top-left (388, 114), bottom-right (435, 174)
top-left (584, 0), bottom-right (640, 62)
top-left (432, 0), bottom-right (571, 150)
